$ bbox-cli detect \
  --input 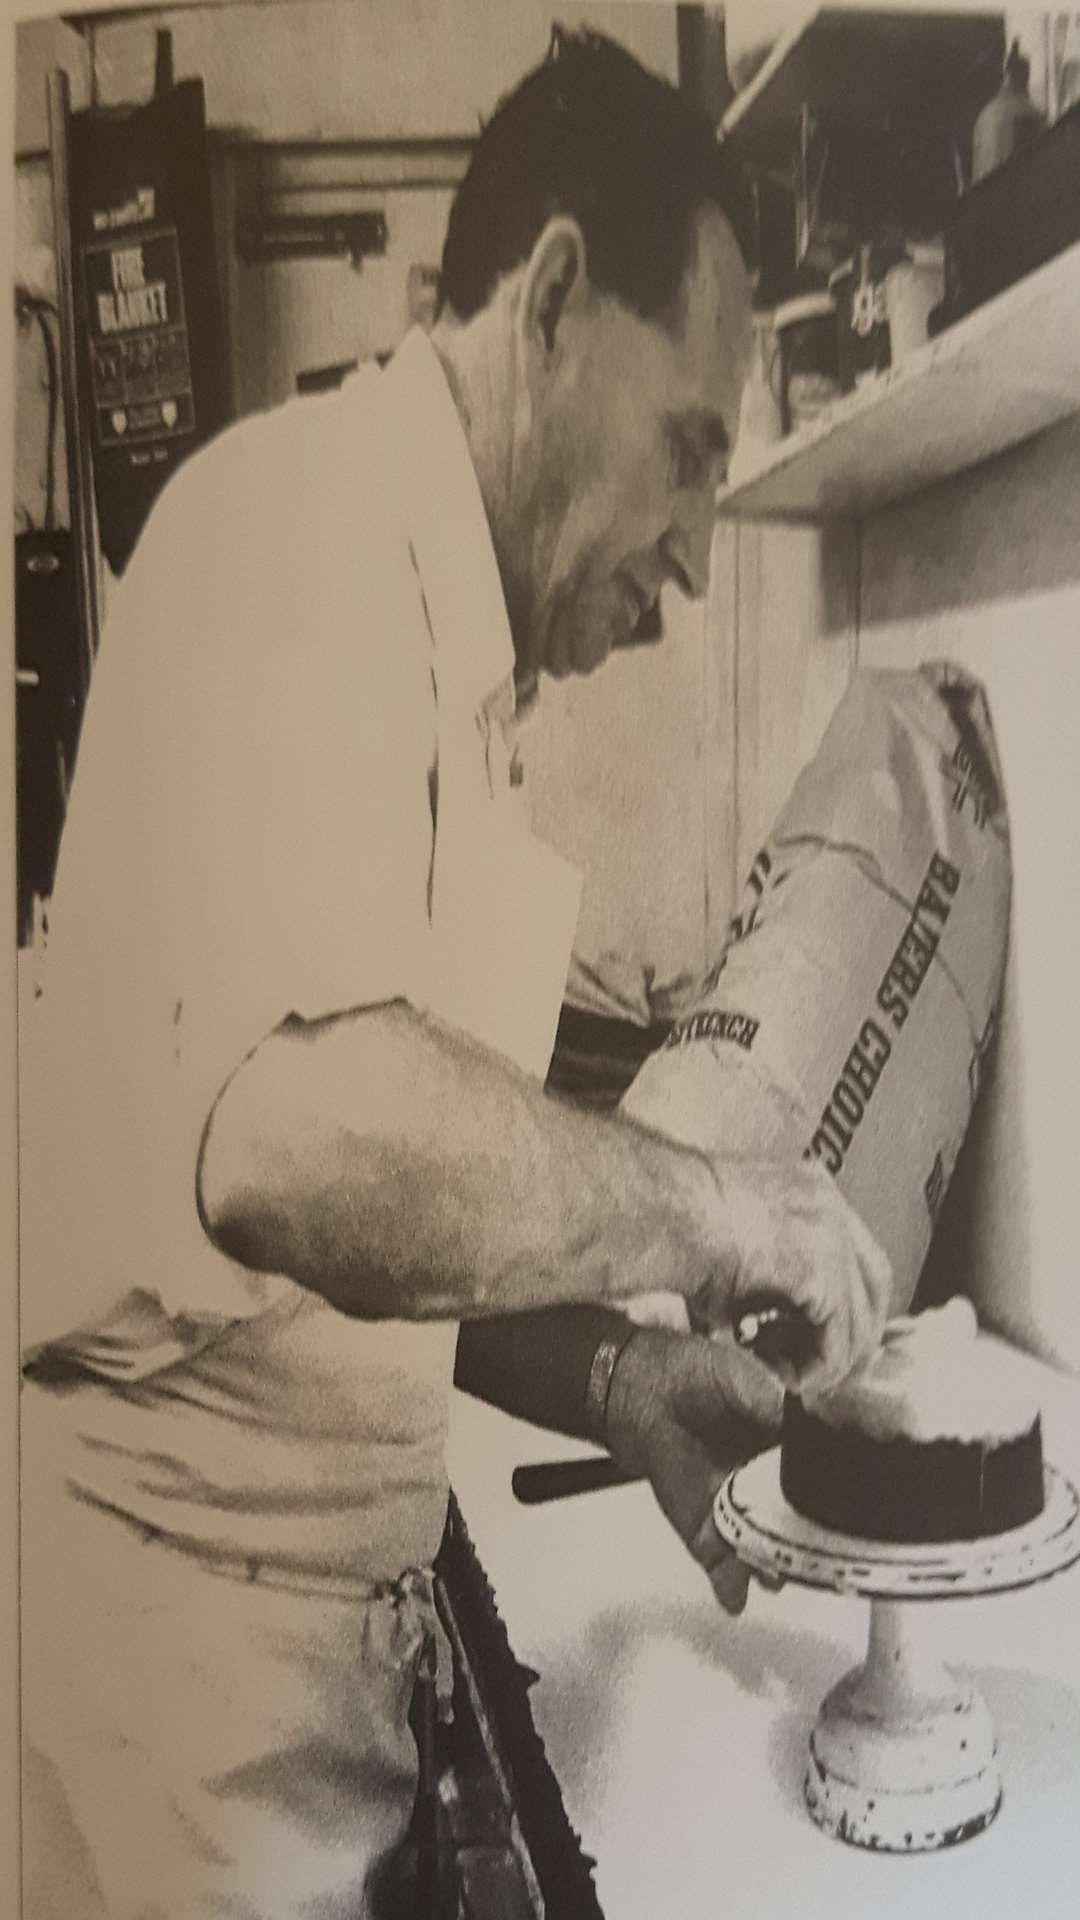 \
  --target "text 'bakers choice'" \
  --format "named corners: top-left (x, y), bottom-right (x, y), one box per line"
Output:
top-left (661, 852), bottom-right (963, 1180)
top-left (95, 244), bottom-right (170, 335)
top-left (806, 853), bottom-right (961, 1175)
